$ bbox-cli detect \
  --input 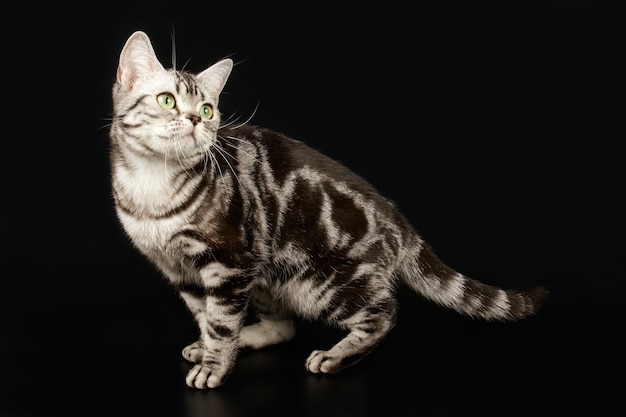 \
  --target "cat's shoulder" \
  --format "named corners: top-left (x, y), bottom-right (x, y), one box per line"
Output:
top-left (221, 124), bottom-right (297, 143)
top-left (220, 124), bottom-right (313, 156)
top-left (220, 124), bottom-right (355, 176)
